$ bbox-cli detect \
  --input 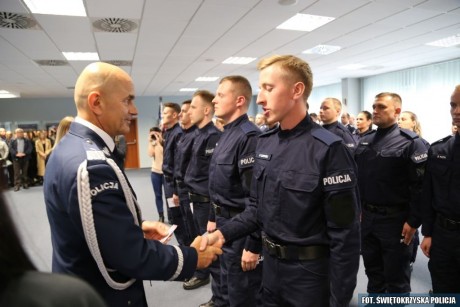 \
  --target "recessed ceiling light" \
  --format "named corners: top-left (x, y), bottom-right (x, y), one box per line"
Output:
top-left (426, 34), bottom-right (460, 47)
top-left (278, 0), bottom-right (298, 6)
top-left (0, 90), bottom-right (19, 98)
top-left (303, 45), bottom-right (342, 55)
top-left (23, 0), bottom-right (87, 16)
top-left (338, 64), bottom-right (366, 70)
top-left (195, 76), bottom-right (220, 82)
top-left (179, 88), bottom-right (198, 92)
top-left (222, 57), bottom-right (257, 65)
top-left (276, 13), bottom-right (335, 32)
top-left (62, 52), bottom-right (100, 61)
